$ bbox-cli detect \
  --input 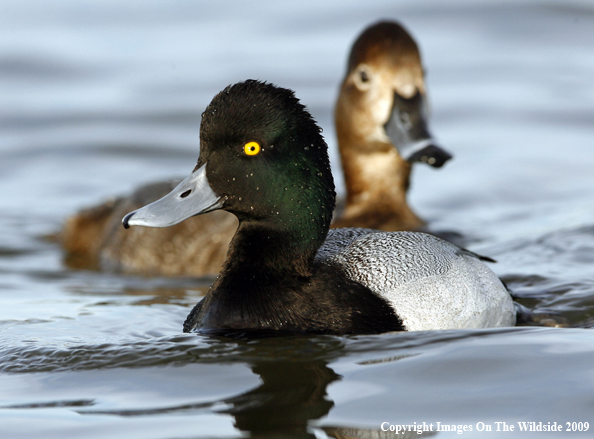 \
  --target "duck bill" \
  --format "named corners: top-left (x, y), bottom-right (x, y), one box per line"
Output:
top-left (383, 90), bottom-right (452, 168)
top-left (122, 164), bottom-right (224, 229)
